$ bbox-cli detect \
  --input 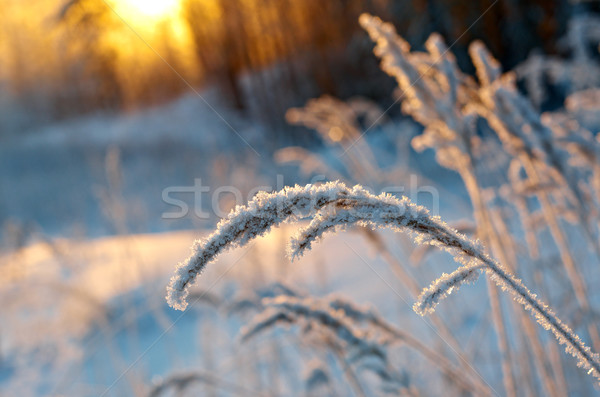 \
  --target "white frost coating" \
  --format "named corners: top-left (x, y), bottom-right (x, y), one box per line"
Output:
top-left (414, 262), bottom-right (484, 315)
top-left (166, 181), bottom-right (355, 310)
top-left (166, 181), bottom-right (600, 384)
